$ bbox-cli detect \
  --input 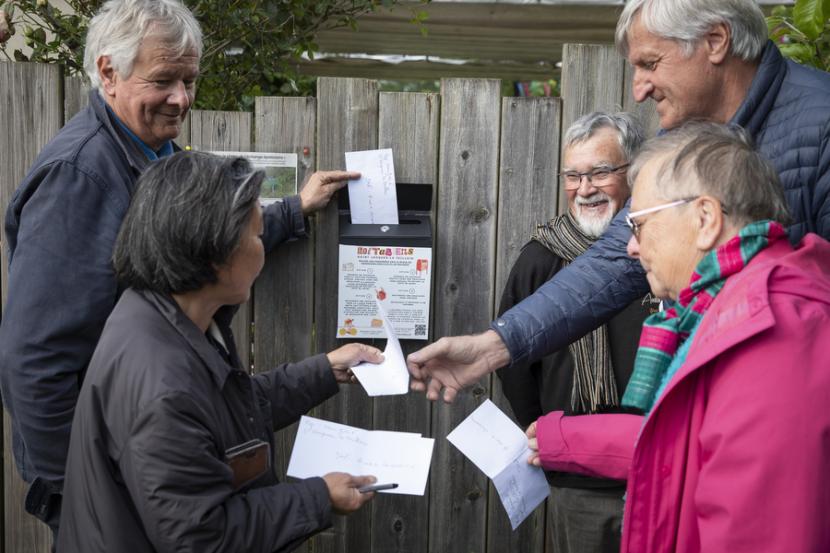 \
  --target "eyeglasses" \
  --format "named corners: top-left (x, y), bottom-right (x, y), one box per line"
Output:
top-left (559, 163), bottom-right (630, 190)
top-left (625, 197), bottom-right (697, 240)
